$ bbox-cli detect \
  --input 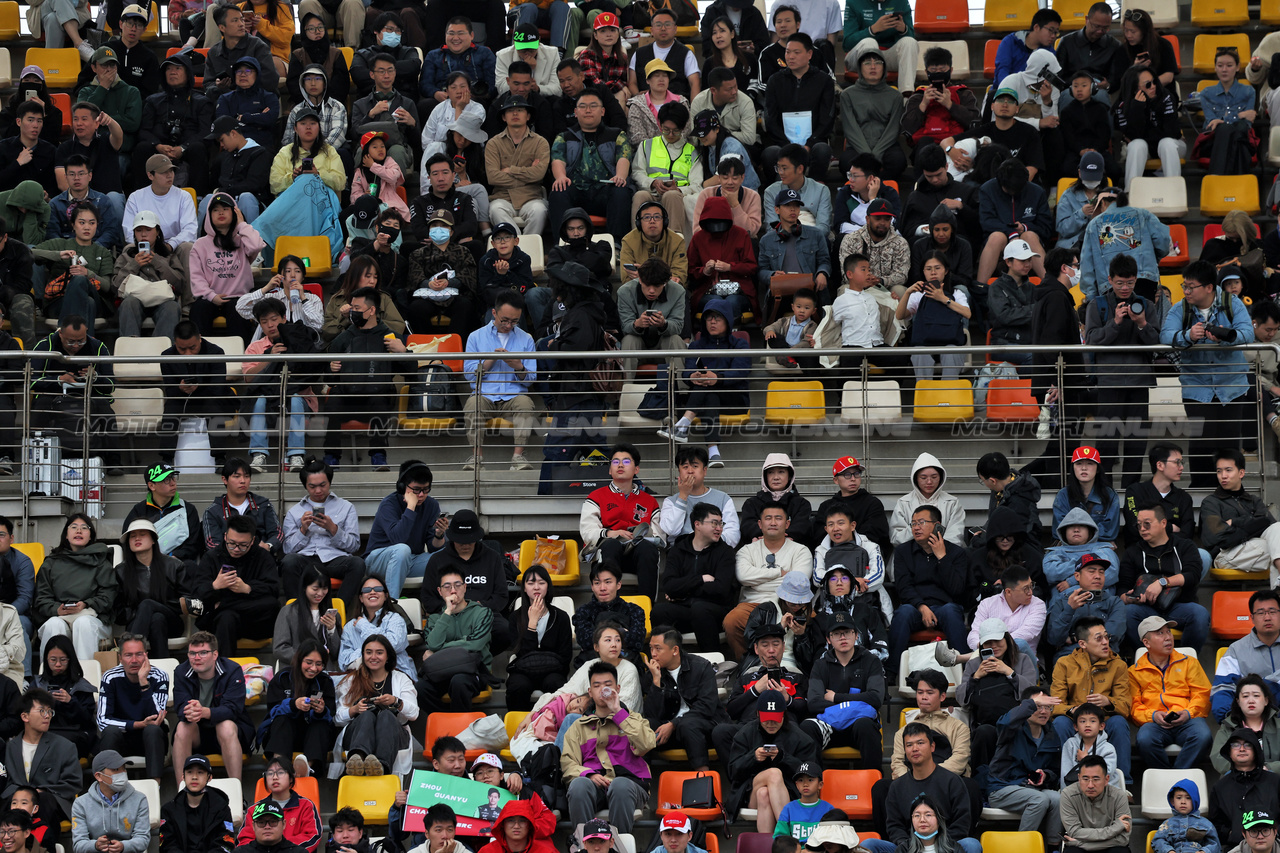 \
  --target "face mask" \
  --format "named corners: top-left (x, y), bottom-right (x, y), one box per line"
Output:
top-left (108, 772), bottom-right (128, 792)
top-left (429, 227), bottom-right (450, 244)
top-left (1082, 179), bottom-right (1100, 189)
top-left (381, 31), bottom-right (401, 47)
top-left (913, 831), bottom-right (938, 841)
top-left (1067, 266), bottom-right (1081, 287)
